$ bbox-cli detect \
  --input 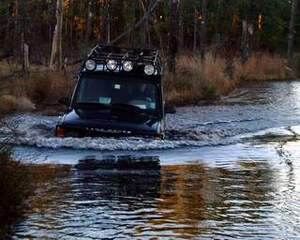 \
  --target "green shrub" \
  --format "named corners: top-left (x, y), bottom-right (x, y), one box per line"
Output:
top-left (202, 85), bottom-right (218, 99)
